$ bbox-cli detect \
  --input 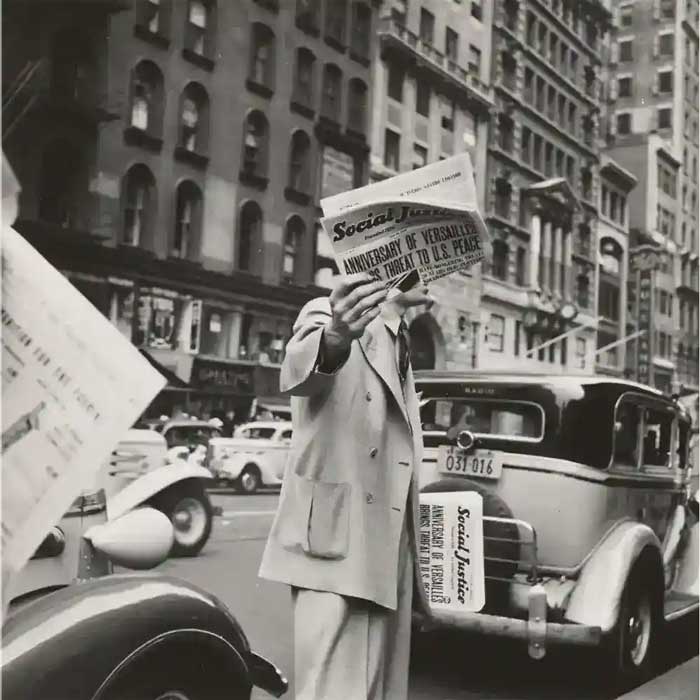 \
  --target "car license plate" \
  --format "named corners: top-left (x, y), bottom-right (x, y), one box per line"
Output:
top-left (437, 446), bottom-right (502, 480)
